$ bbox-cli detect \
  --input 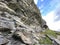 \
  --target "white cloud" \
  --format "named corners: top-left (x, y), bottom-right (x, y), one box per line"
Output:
top-left (39, 0), bottom-right (60, 31)
top-left (34, 0), bottom-right (38, 4)
top-left (54, 7), bottom-right (60, 21)
top-left (39, 5), bottom-right (44, 9)
top-left (41, 0), bottom-right (44, 2)
top-left (42, 10), bottom-right (60, 31)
